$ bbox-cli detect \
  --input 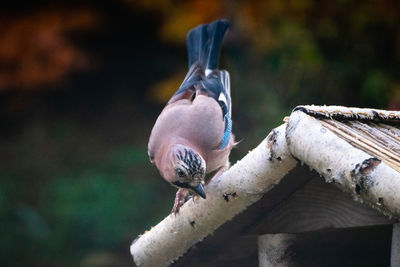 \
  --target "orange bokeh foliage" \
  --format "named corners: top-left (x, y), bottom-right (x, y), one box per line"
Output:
top-left (0, 9), bottom-right (98, 92)
top-left (132, 0), bottom-right (226, 43)
top-left (131, 0), bottom-right (400, 106)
